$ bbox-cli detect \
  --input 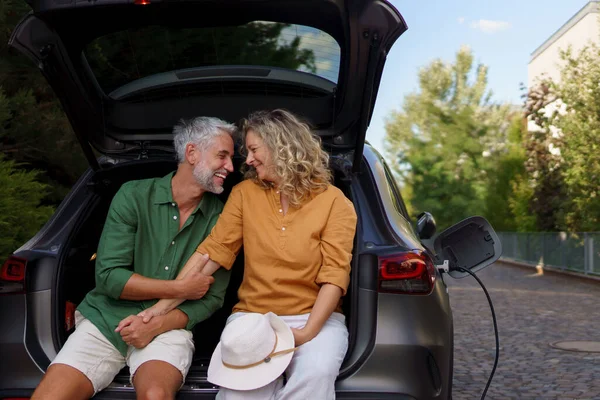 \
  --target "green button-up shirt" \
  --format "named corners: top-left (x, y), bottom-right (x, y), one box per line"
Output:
top-left (77, 171), bottom-right (230, 356)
